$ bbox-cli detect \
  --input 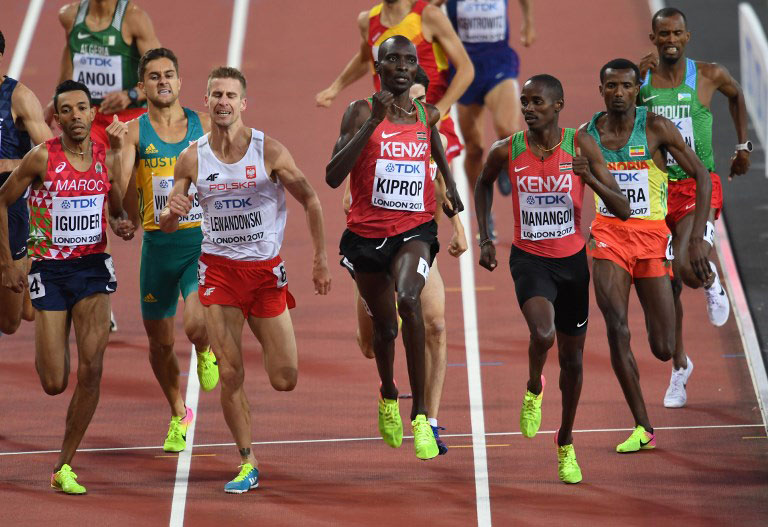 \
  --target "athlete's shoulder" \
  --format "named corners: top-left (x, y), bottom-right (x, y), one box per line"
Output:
top-left (10, 81), bottom-right (39, 107)
top-left (422, 102), bottom-right (441, 128)
top-left (126, 117), bottom-right (141, 145)
top-left (58, 2), bottom-right (78, 31)
top-left (123, 2), bottom-right (156, 36)
top-left (695, 60), bottom-right (733, 84)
